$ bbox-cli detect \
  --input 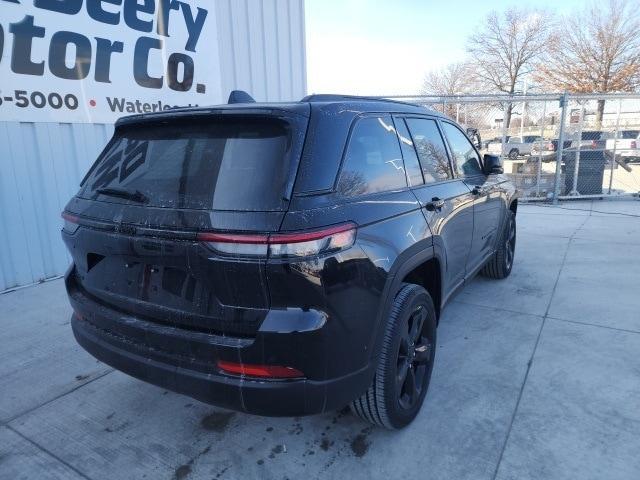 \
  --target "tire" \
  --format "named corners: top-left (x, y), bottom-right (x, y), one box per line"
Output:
top-left (508, 148), bottom-right (519, 159)
top-left (351, 283), bottom-right (437, 429)
top-left (481, 210), bottom-right (516, 279)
